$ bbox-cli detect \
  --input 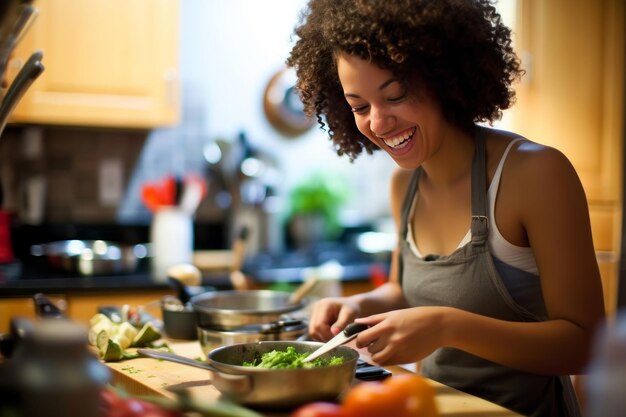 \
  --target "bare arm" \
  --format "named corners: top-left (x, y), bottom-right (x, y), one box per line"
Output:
top-left (356, 145), bottom-right (605, 375)
top-left (449, 143), bottom-right (605, 374)
top-left (306, 168), bottom-right (411, 341)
